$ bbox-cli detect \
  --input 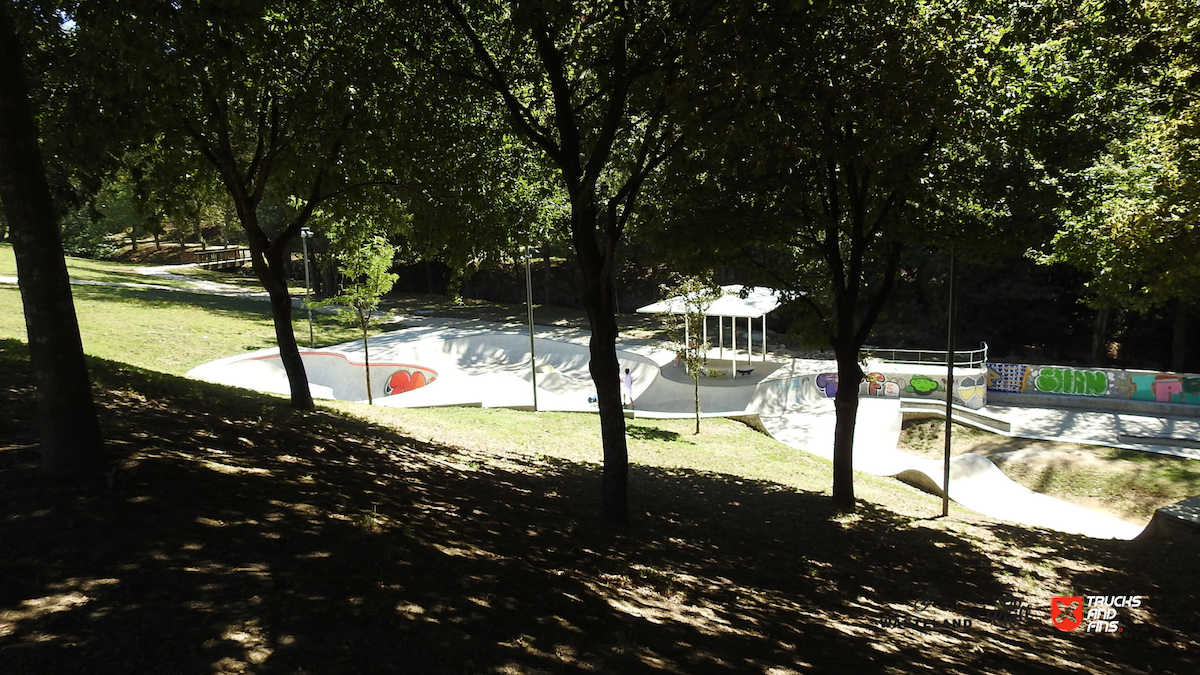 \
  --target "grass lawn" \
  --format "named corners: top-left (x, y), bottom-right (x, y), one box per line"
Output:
top-left (1, 241), bottom-right (396, 376)
top-left (0, 282), bottom-right (378, 376)
top-left (1, 341), bottom-right (1197, 674)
